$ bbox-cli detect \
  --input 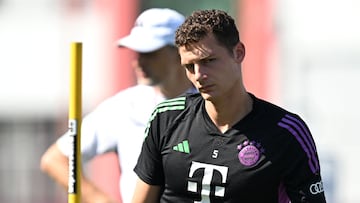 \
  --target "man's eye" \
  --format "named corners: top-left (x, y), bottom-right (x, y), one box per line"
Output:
top-left (185, 64), bottom-right (194, 71)
top-left (203, 58), bottom-right (215, 64)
